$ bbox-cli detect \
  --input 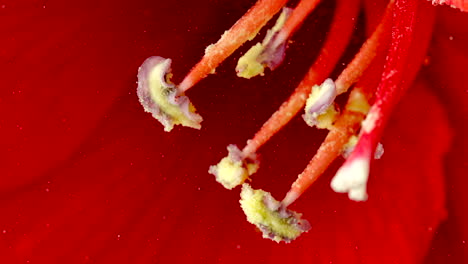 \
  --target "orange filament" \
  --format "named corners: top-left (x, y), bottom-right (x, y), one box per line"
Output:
top-left (275, 0), bottom-right (323, 45)
top-left (283, 108), bottom-right (365, 206)
top-left (138, 0), bottom-right (441, 243)
top-left (284, 0), bottom-right (436, 206)
top-left (242, 0), bottom-right (360, 156)
top-left (282, 0), bottom-right (396, 206)
top-left (335, 0), bottom-right (395, 94)
top-left (179, 0), bottom-right (288, 92)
